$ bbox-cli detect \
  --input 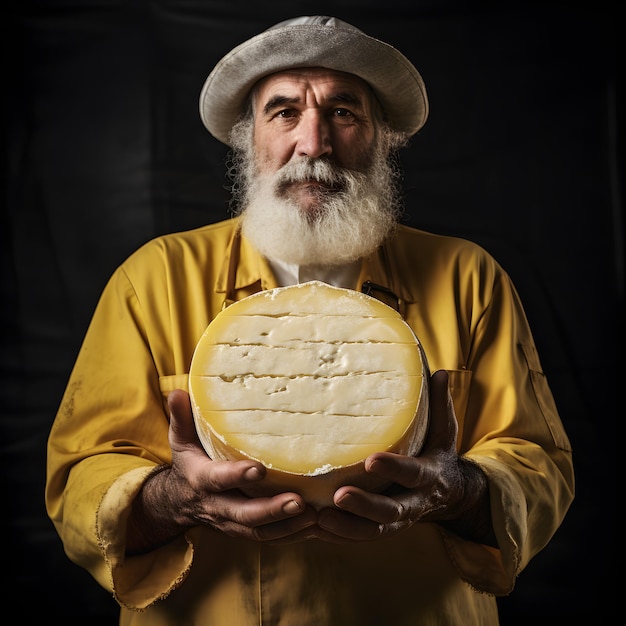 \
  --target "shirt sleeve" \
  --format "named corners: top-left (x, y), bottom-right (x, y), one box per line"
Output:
top-left (439, 260), bottom-right (574, 595)
top-left (97, 465), bottom-right (194, 609)
top-left (45, 262), bottom-right (192, 608)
